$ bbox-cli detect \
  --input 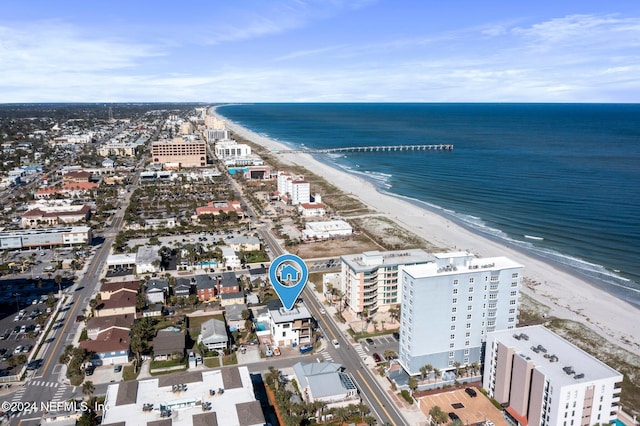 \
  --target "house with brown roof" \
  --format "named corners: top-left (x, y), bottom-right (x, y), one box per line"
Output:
top-left (86, 314), bottom-right (135, 340)
top-left (100, 280), bottom-right (140, 300)
top-left (80, 327), bottom-right (130, 365)
top-left (95, 291), bottom-right (137, 318)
